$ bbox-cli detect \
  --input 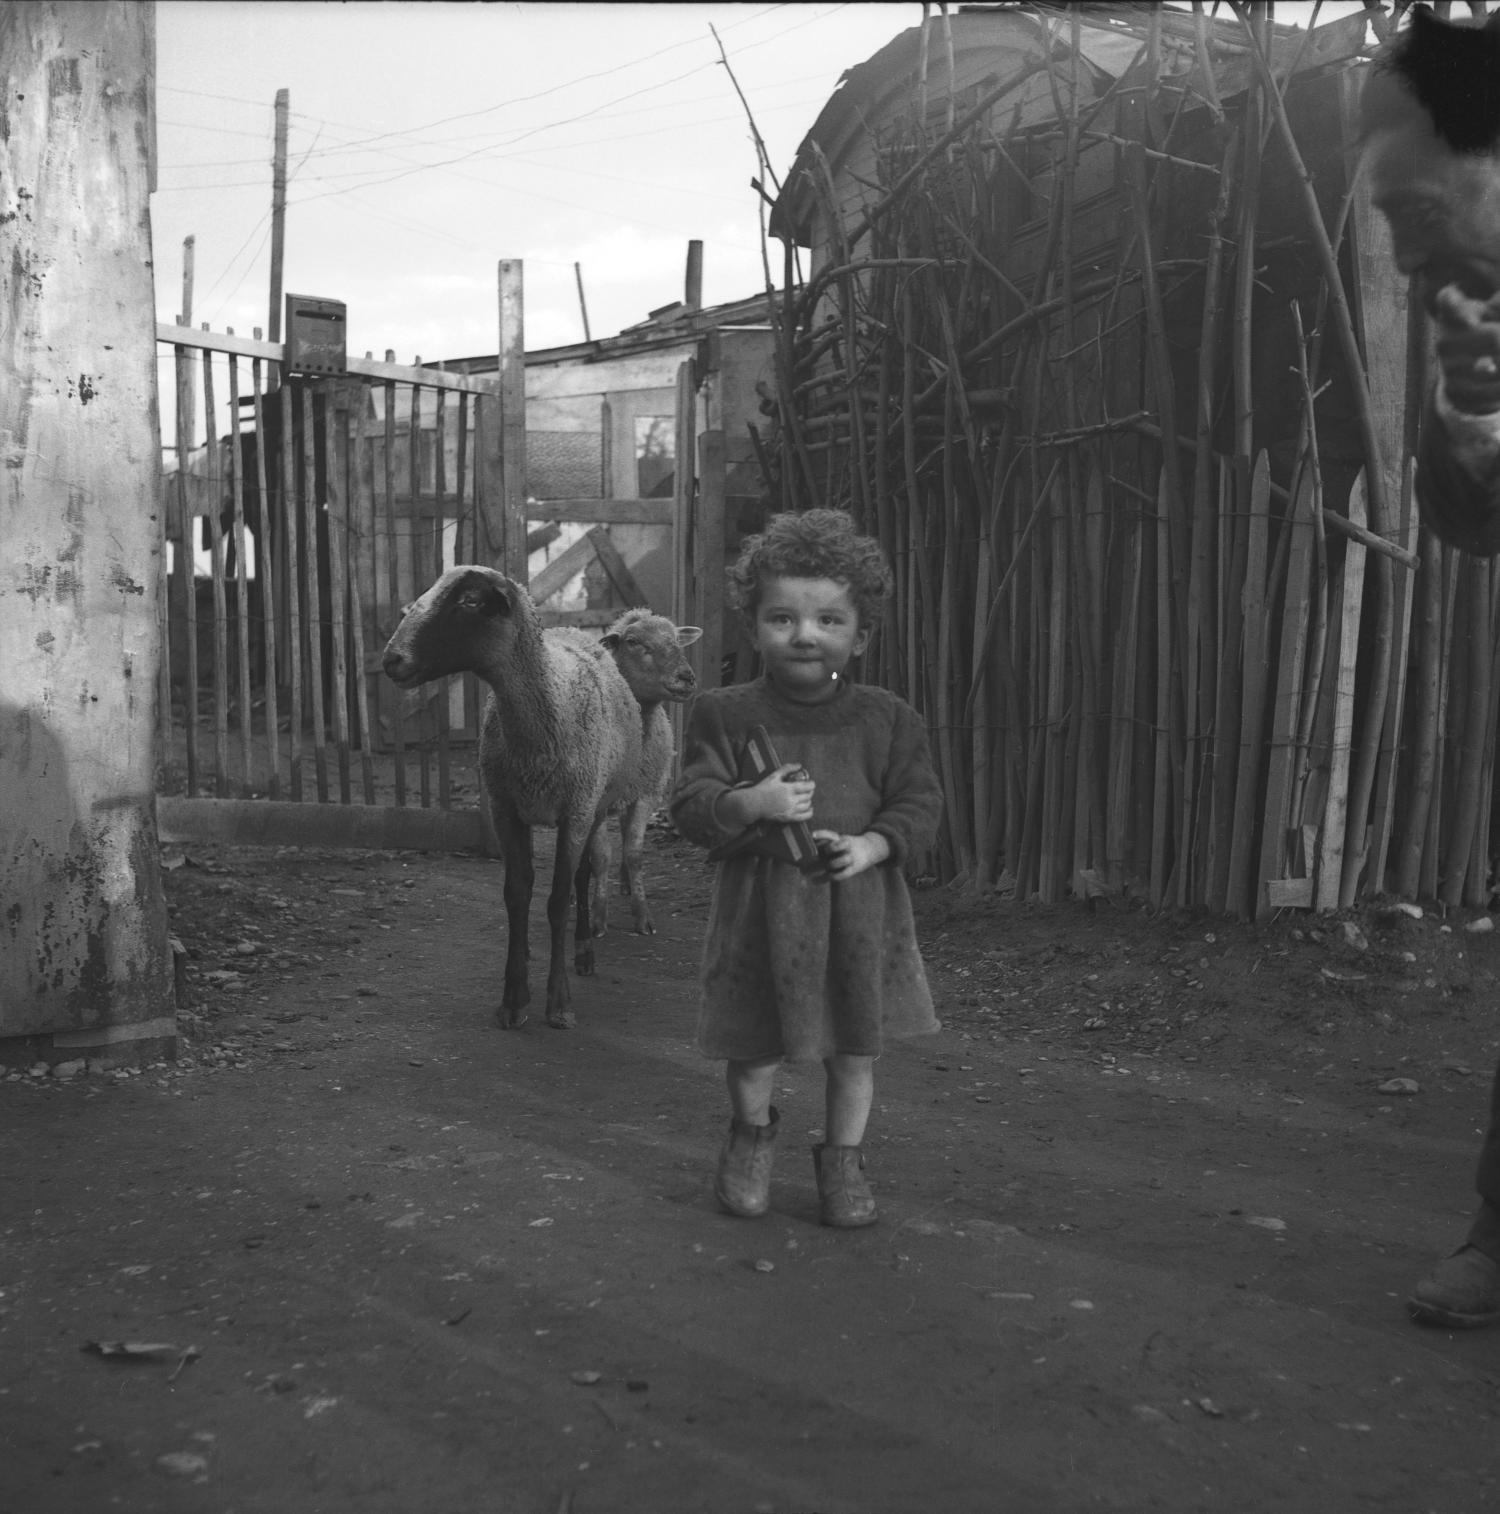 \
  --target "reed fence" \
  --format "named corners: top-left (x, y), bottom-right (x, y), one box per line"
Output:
top-left (761, 6), bottom-right (1498, 915)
